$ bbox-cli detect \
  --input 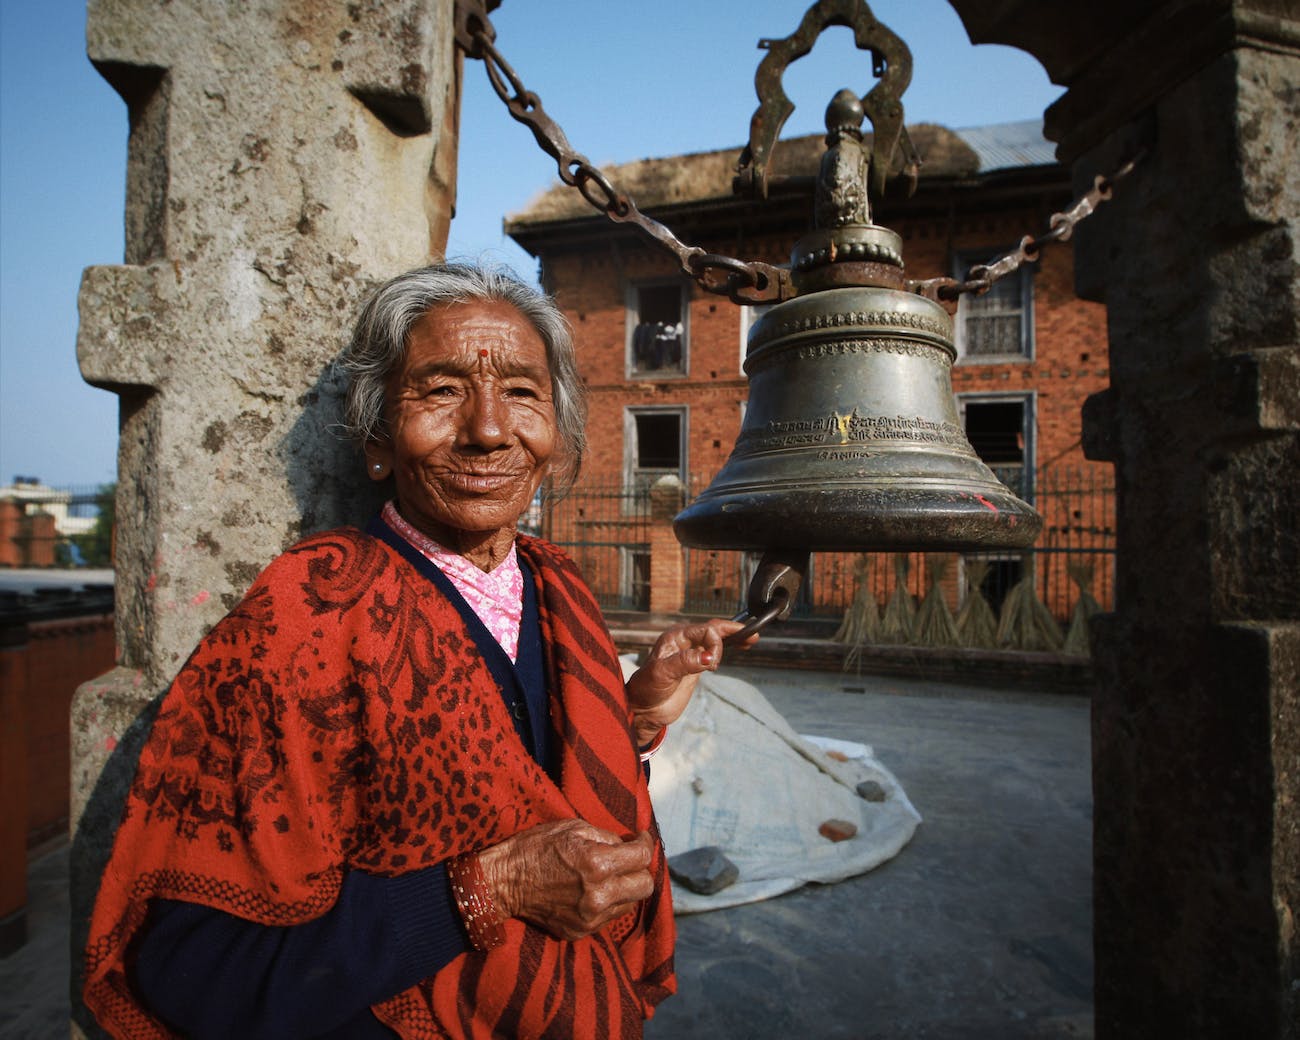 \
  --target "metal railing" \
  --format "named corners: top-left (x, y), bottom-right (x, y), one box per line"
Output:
top-left (11, 471), bottom-right (1113, 642)
top-left (544, 464), bottom-right (1114, 628)
top-left (538, 483), bottom-right (654, 611)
